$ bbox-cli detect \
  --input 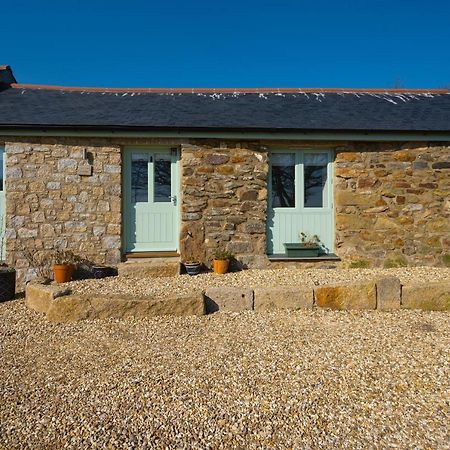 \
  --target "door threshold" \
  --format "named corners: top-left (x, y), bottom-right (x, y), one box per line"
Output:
top-left (125, 251), bottom-right (180, 258)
